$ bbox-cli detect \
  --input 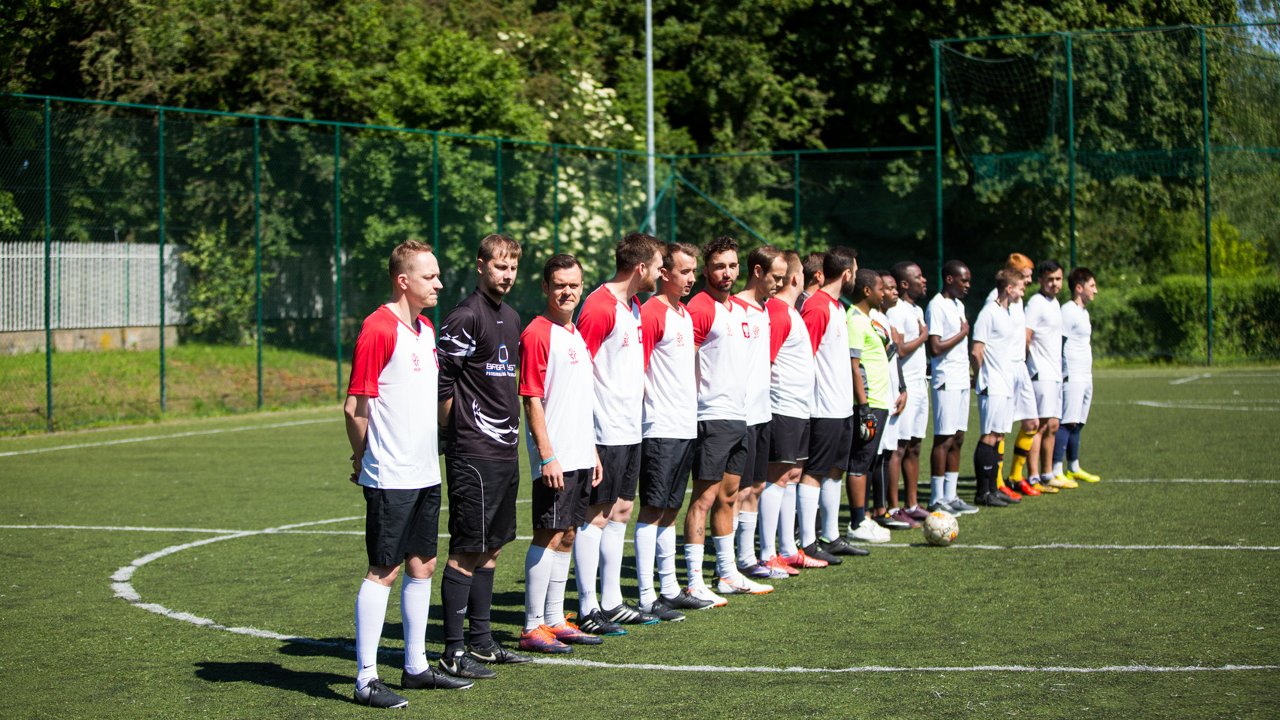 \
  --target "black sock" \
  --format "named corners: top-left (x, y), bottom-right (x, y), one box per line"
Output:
top-left (974, 443), bottom-right (998, 496)
top-left (441, 565), bottom-right (472, 656)
top-left (467, 566), bottom-right (495, 649)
